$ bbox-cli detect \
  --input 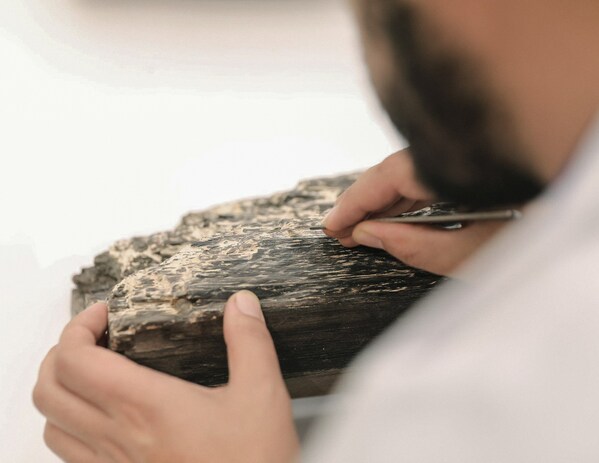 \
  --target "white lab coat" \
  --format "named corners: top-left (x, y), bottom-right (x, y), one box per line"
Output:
top-left (303, 116), bottom-right (599, 462)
